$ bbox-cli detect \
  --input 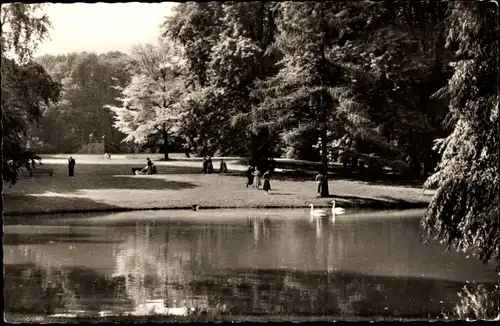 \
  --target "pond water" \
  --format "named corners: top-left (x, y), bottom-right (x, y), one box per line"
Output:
top-left (3, 209), bottom-right (497, 321)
